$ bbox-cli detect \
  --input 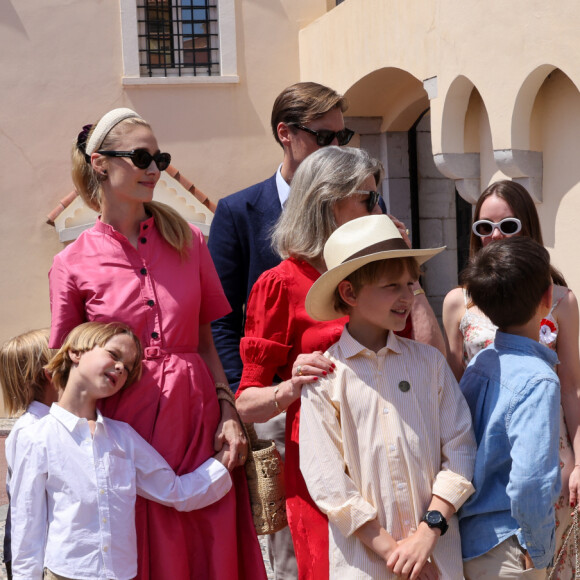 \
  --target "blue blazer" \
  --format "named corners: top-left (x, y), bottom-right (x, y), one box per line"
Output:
top-left (208, 175), bottom-right (282, 391)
